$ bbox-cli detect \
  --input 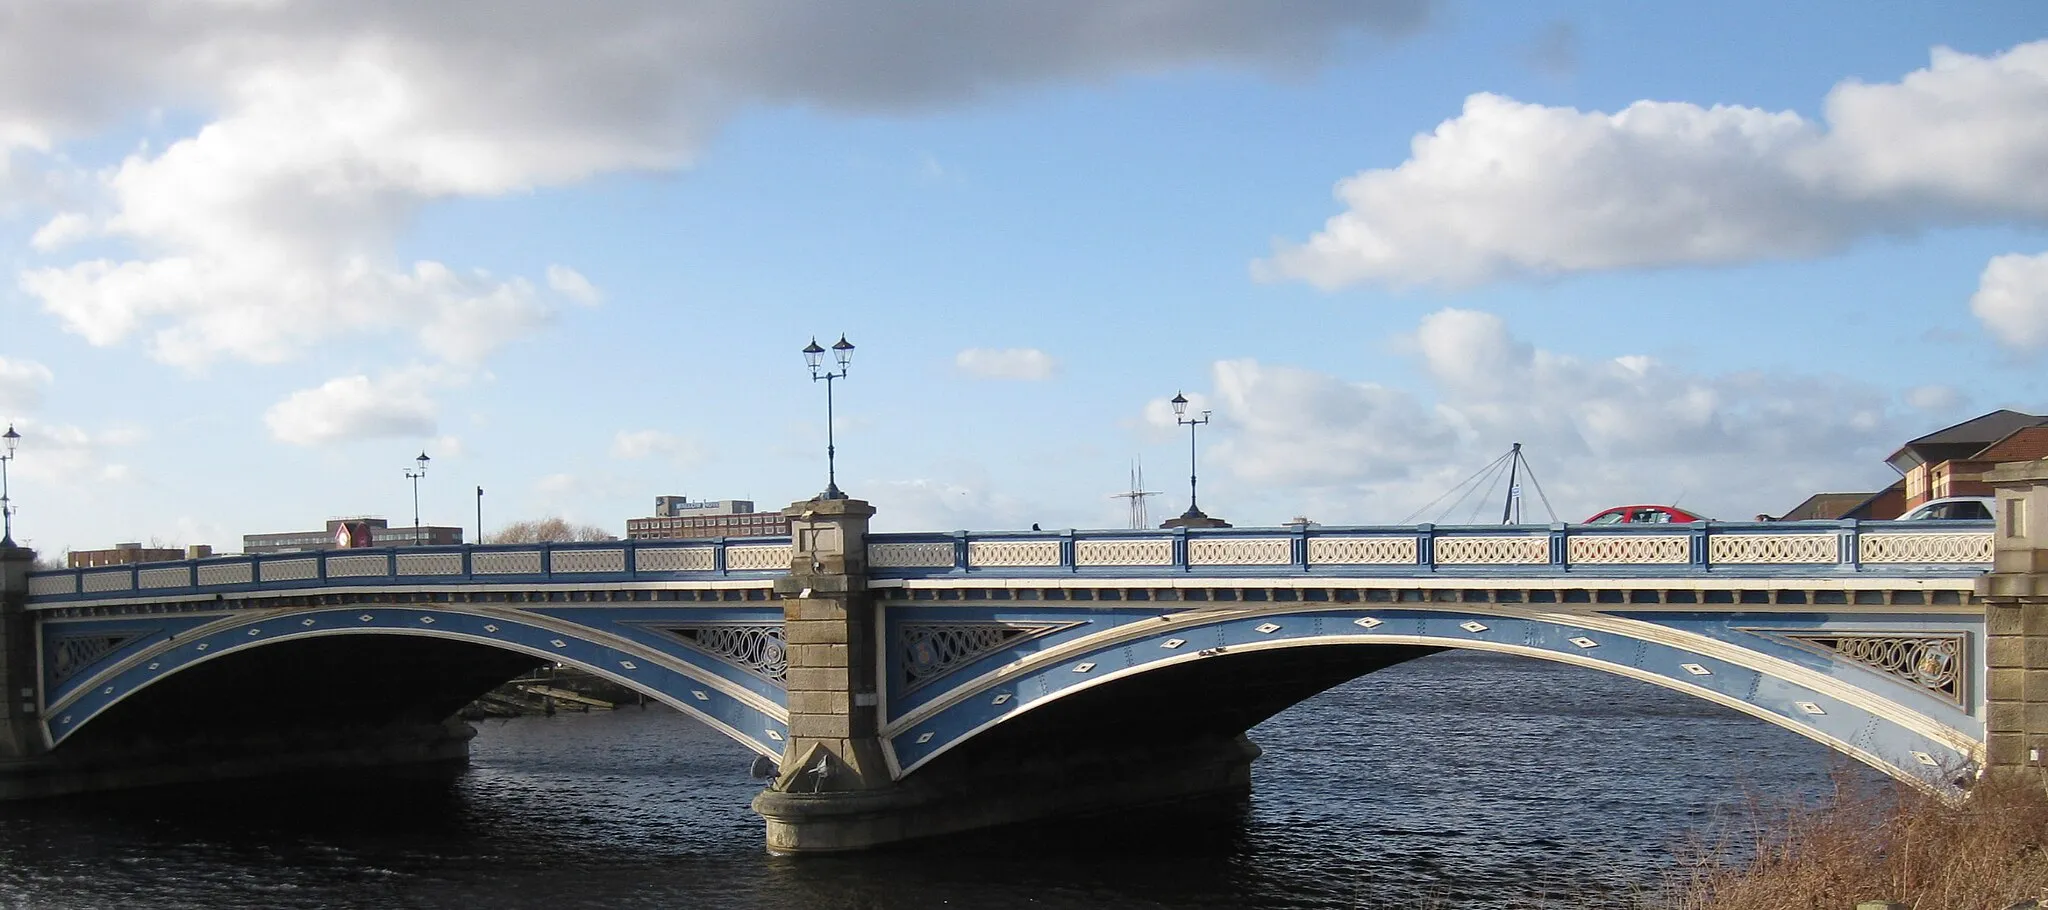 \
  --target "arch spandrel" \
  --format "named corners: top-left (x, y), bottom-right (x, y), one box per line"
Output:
top-left (879, 602), bottom-right (1982, 788)
top-left (39, 607), bottom-right (790, 759)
